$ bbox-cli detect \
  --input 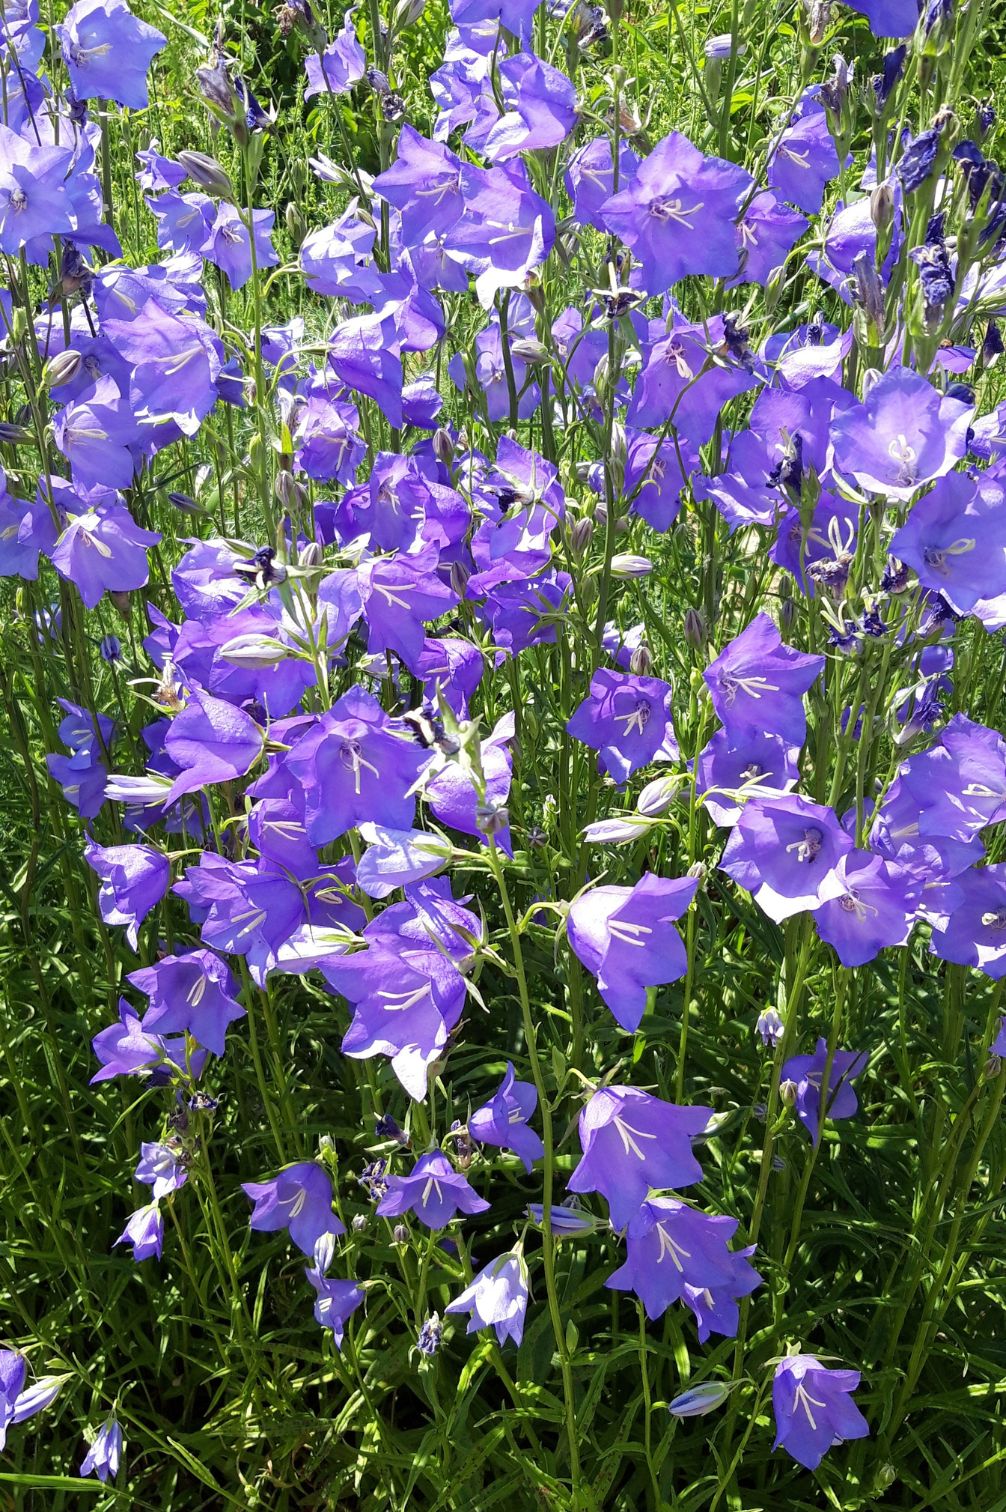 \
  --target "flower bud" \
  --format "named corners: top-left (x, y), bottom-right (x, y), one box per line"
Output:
top-left (779, 596), bottom-right (798, 634)
top-left (285, 201), bottom-right (307, 249)
top-left (99, 634), bottom-right (122, 664)
top-left (780, 1077), bottom-right (798, 1106)
top-left (668, 1382), bottom-right (731, 1418)
top-left (299, 540), bottom-right (322, 570)
top-left (167, 490), bottom-right (202, 515)
top-left (352, 1213), bottom-right (369, 1233)
top-left (610, 553), bottom-right (652, 579)
top-left (628, 643), bottom-right (653, 675)
top-left (511, 336), bottom-right (550, 366)
top-left (476, 798), bottom-right (509, 837)
top-left (870, 183), bottom-right (895, 233)
top-left (44, 348), bottom-right (82, 388)
top-left (686, 860), bottom-right (707, 882)
top-left (637, 775), bottom-right (679, 817)
top-left (220, 633), bottom-right (291, 667)
top-left (392, 1223), bottom-right (409, 1245)
top-left (393, 0), bottom-right (426, 24)
top-left (683, 606), bottom-right (707, 649)
top-left (449, 559), bottom-right (470, 598)
top-left (313, 1232), bottom-right (336, 1275)
top-left (177, 150), bottom-right (235, 199)
top-left (275, 471), bottom-right (305, 511)
top-left (431, 428), bottom-right (454, 468)
top-left (569, 516), bottom-right (594, 560)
